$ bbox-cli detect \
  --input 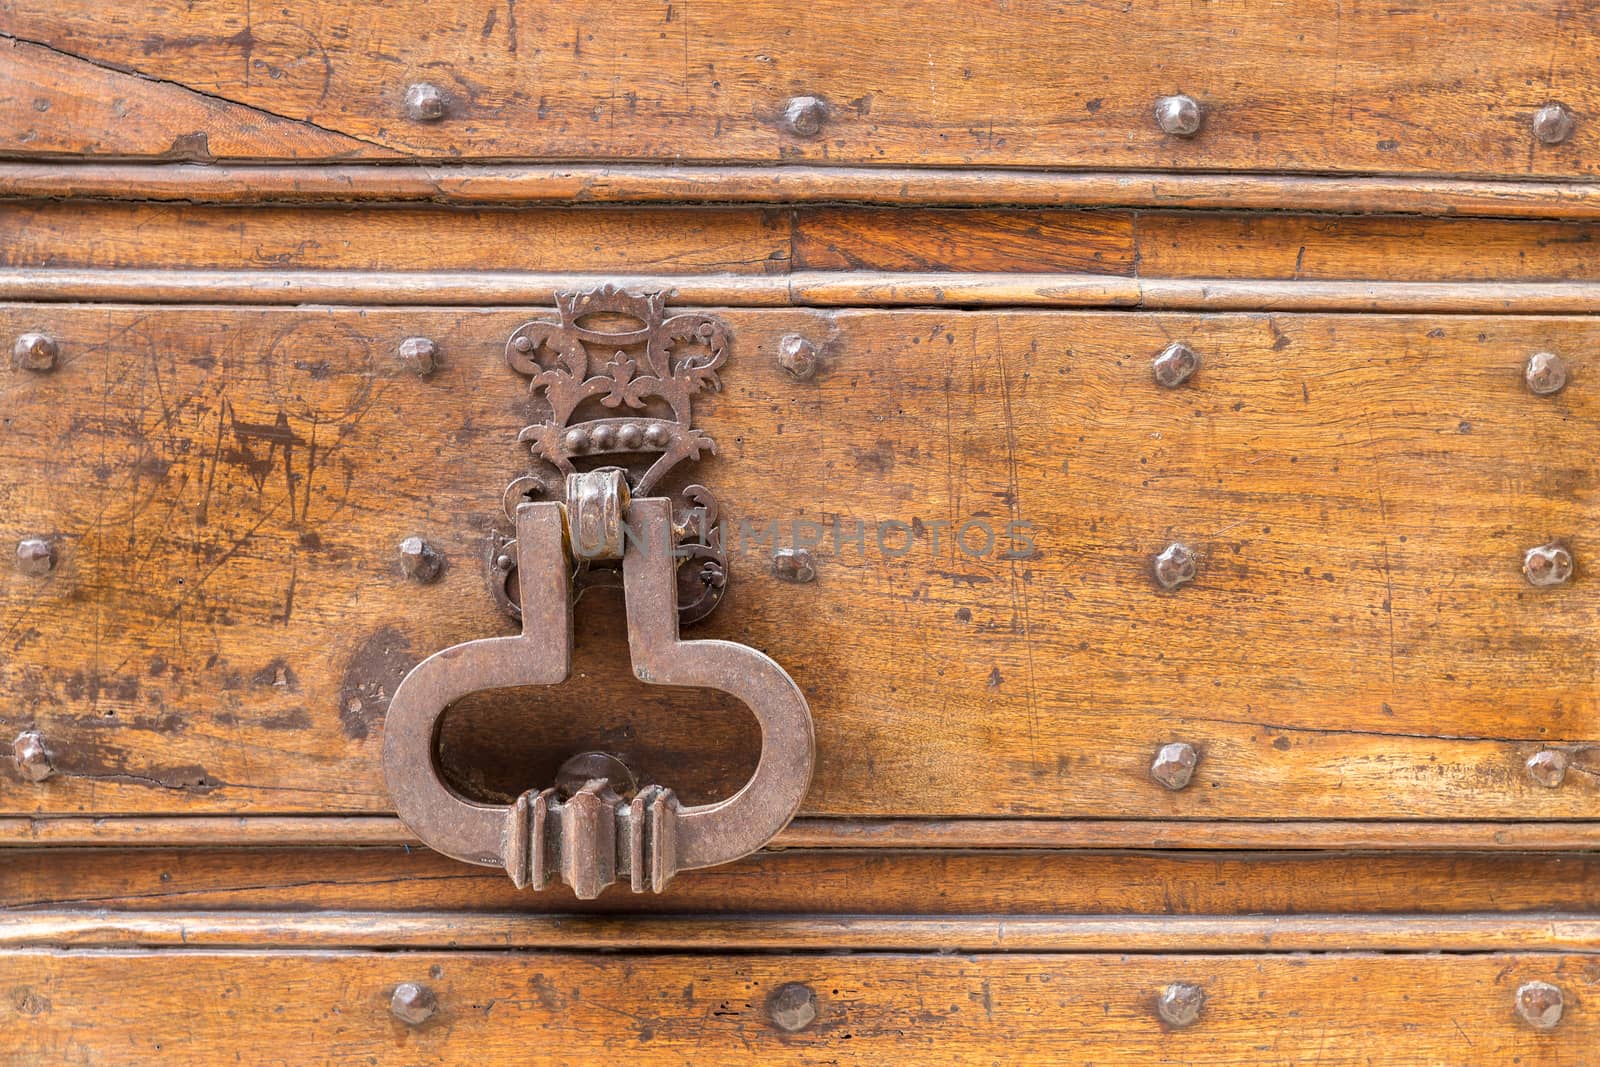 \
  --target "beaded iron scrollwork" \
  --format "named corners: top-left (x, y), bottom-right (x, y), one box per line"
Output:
top-left (489, 286), bottom-right (729, 624)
